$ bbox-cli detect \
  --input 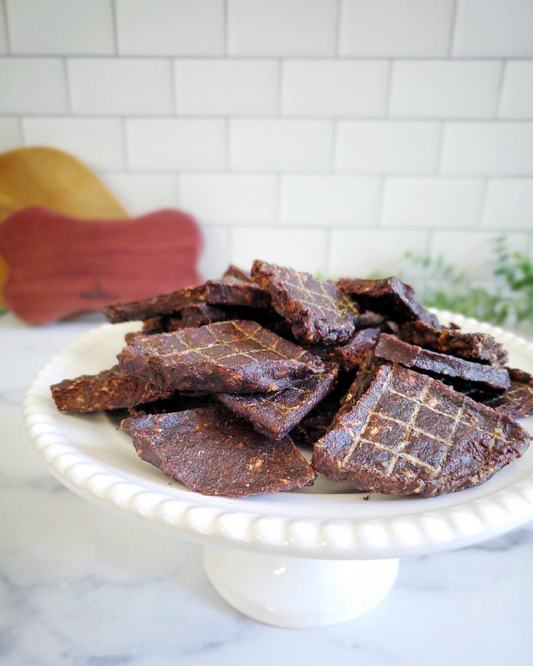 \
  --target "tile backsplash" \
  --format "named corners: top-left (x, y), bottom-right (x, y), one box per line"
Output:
top-left (0, 0), bottom-right (531, 280)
